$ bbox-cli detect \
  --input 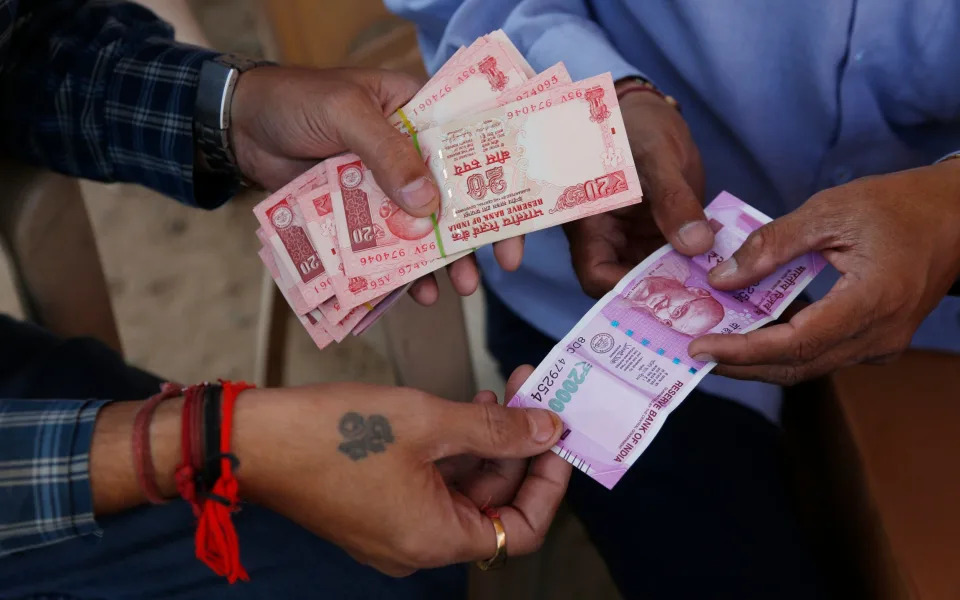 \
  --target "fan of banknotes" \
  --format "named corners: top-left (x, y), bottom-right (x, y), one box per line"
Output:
top-left (254, 30), bottom-right (644, 349)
